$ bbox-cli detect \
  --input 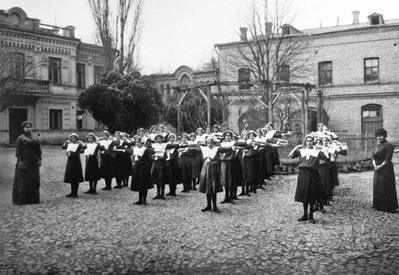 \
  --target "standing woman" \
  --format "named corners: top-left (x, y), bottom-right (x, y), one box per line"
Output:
top-left (62, 133), bottom-right (85, 198)
top-left (99, 131), bottom-right (114, 190)
top-left (199, 137), bottom-right (223, 213)
top-left (372, 128), bottom-right (398, 212)
top-left (189, 132), bottom-right (202, 190)
top-left (131, 138), bottom-right (153, 205)
top-left (84, 133), bottom-right (100, 194)
top-left (165, 134), bottom-right (180, 197)
top-left (288, 135), bottom-right (326, 223)
top-left (13, 121), bottom-right (42, 205)
top-left (120, 133), bottom-right (133, 187)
